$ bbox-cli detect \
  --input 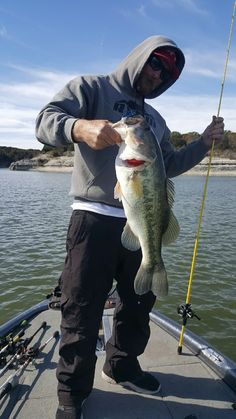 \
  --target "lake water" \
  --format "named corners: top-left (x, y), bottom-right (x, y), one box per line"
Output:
top-left (0, 169), bottom-right (235, 362)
